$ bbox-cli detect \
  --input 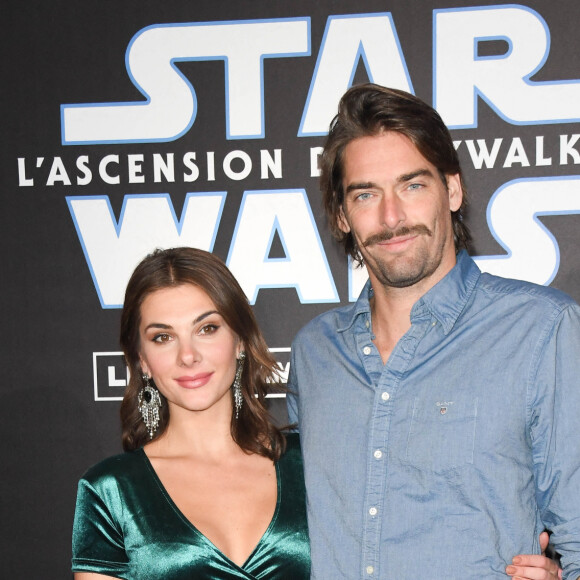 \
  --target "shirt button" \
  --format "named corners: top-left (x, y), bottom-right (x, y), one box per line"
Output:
top-left (381, 392), bottom-right (390, 401)
top-left (363, 346), bottom-right (372, 355)
top-left (365, 320), bottom-right (370, 328)
top-left (373, 449), bottom-right (383, 459)
top-left (369, 507), bottom-right (378, 516)
top-left (366, 565), bottom-right (374, 575)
